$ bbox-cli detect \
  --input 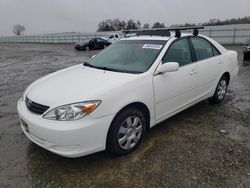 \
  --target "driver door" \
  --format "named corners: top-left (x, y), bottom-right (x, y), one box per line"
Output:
top-left (153, 38), bottom-right (198, 122)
